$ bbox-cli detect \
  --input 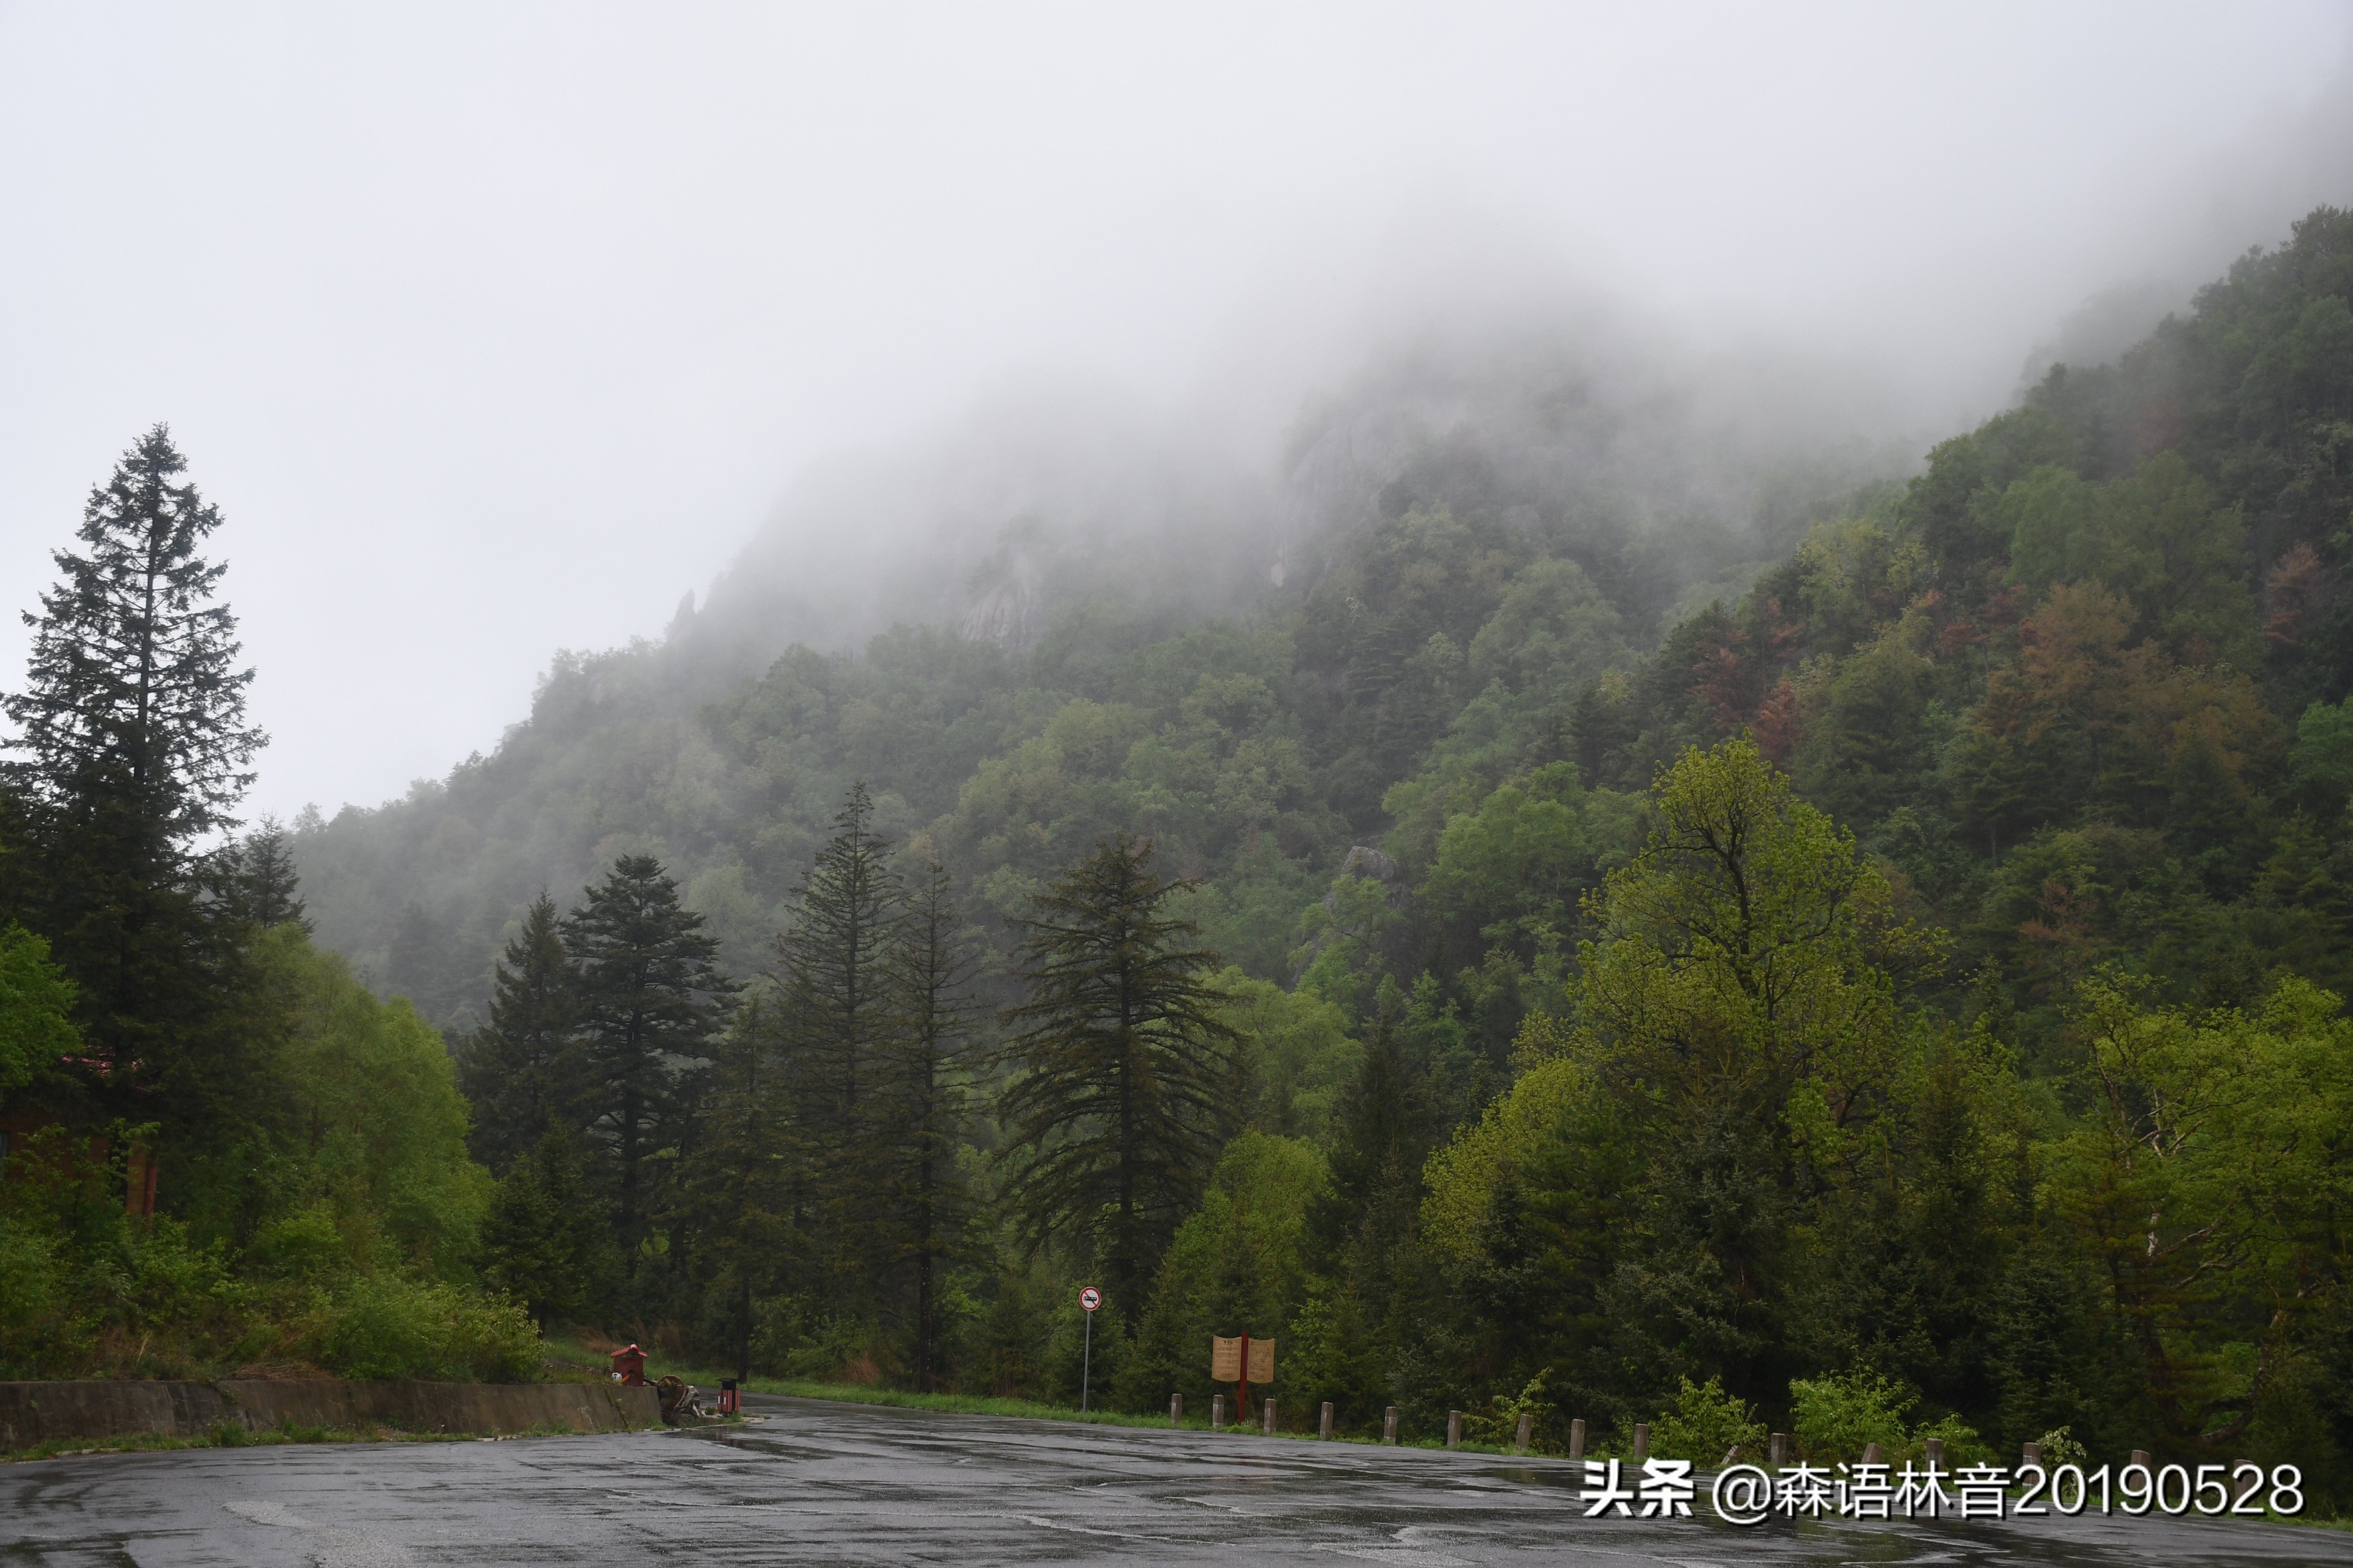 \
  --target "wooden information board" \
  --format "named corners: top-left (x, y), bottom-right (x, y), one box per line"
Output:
top-left (1209, 1335), bottom-right (1275, 1382)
